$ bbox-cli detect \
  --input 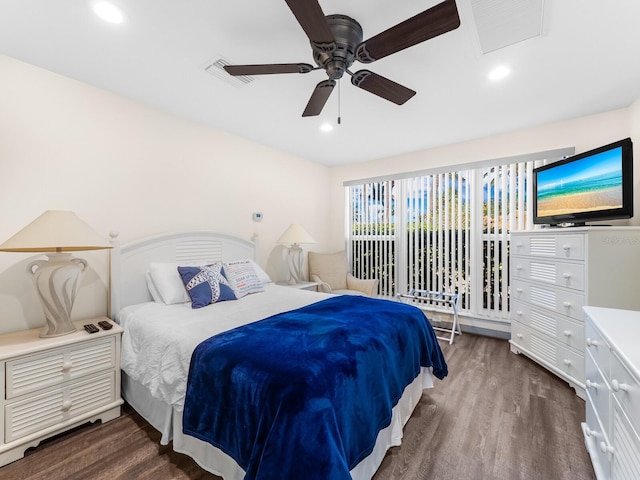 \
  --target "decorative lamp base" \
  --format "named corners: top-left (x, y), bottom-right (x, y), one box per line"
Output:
top-left (286, 244), bottom-right (304, 285)
top-left (28, 253), bottom-right (87, 337)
